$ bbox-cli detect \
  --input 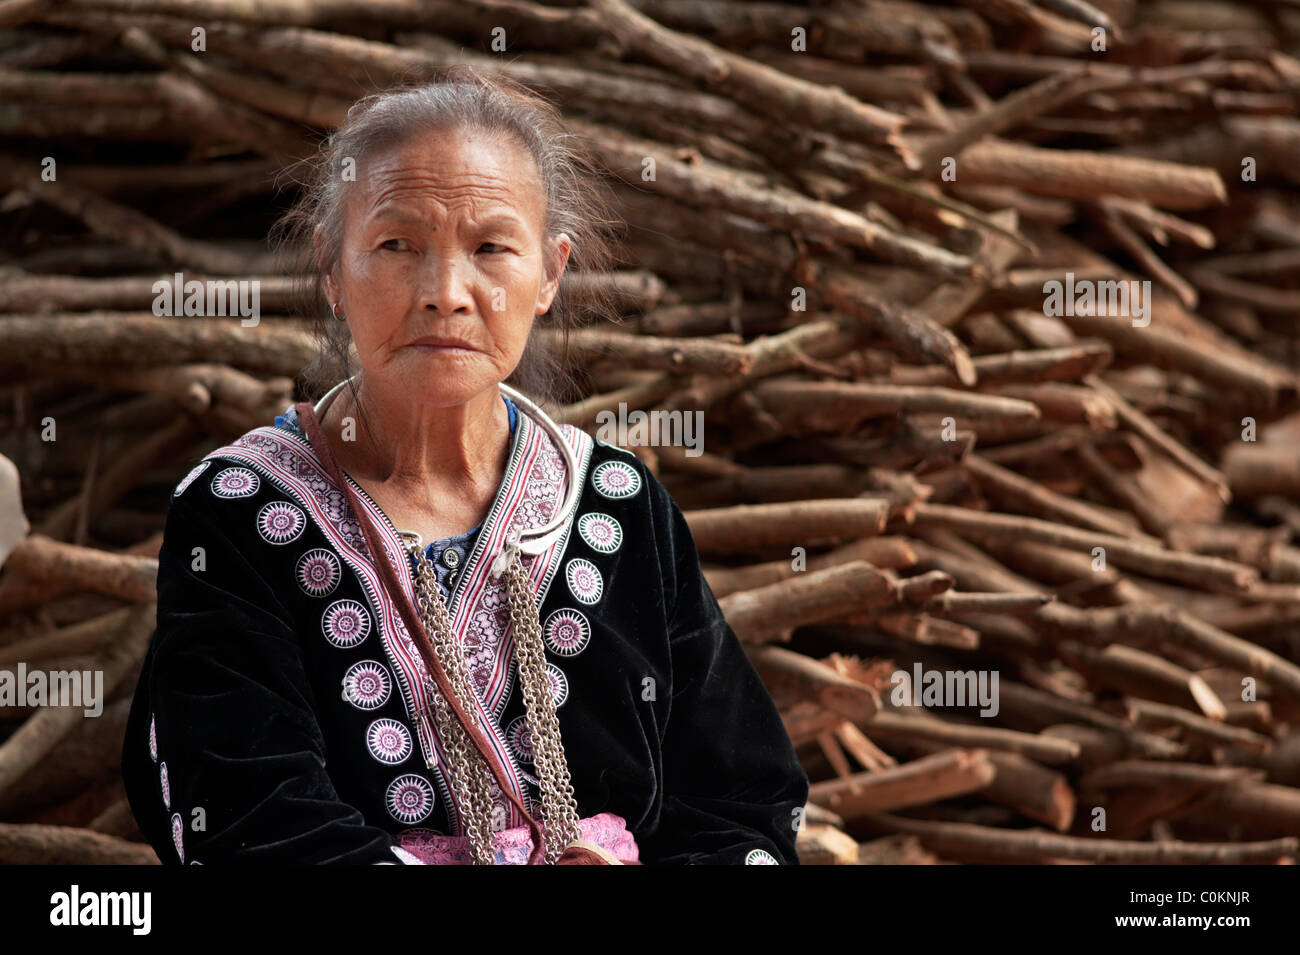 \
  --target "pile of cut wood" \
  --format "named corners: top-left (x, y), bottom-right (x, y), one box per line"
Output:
top-left (1, 0), bottom-right (1299, 864)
